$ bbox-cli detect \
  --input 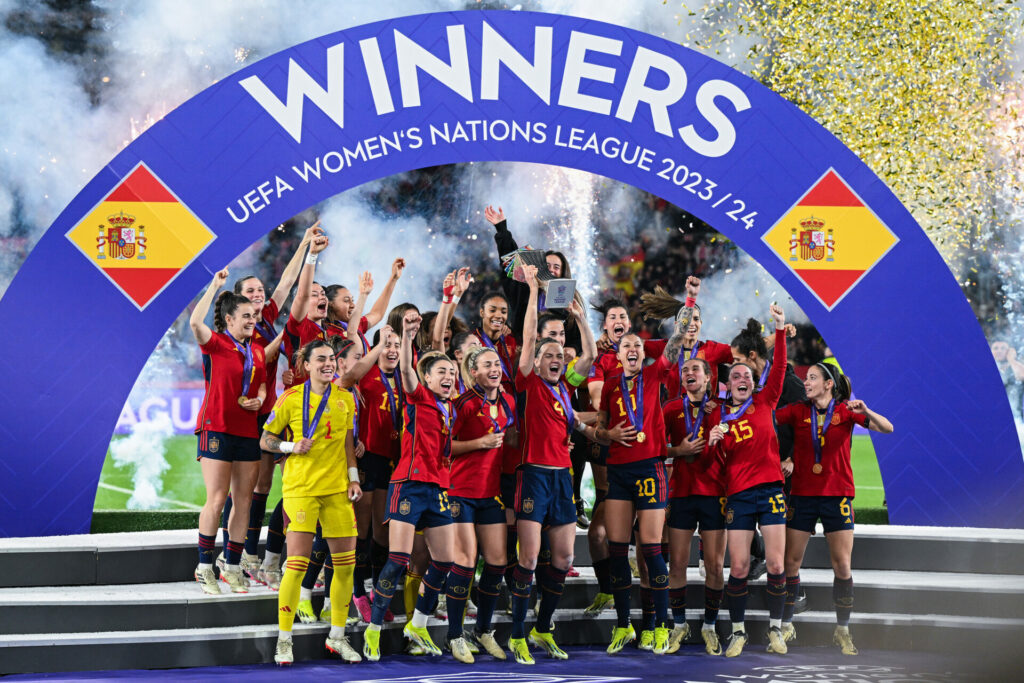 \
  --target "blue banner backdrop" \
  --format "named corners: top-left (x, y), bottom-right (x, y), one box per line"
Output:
top-left (0, 11), bottom-right (1020, 536)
